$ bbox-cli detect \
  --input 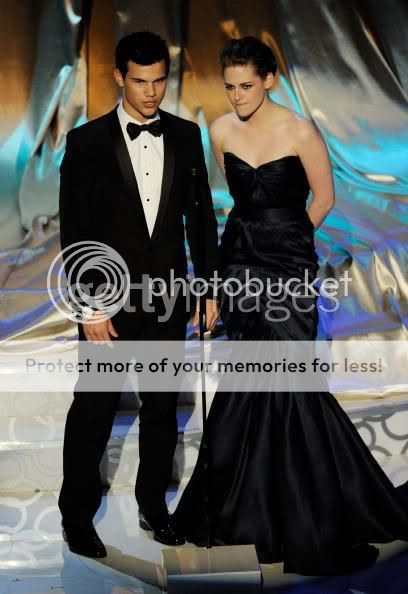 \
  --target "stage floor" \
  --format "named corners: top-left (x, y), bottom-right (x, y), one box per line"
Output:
top-left (1, 469), bottom-right (408, 594)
